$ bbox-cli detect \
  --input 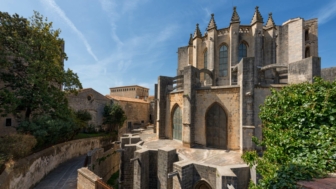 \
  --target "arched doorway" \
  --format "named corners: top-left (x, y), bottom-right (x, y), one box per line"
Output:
top-left (172, 106), bottom-right (182, 140)
top-left (206, 103), bottom-right (227, 149)
top-left (194, 180), bottom-right (212, 189)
